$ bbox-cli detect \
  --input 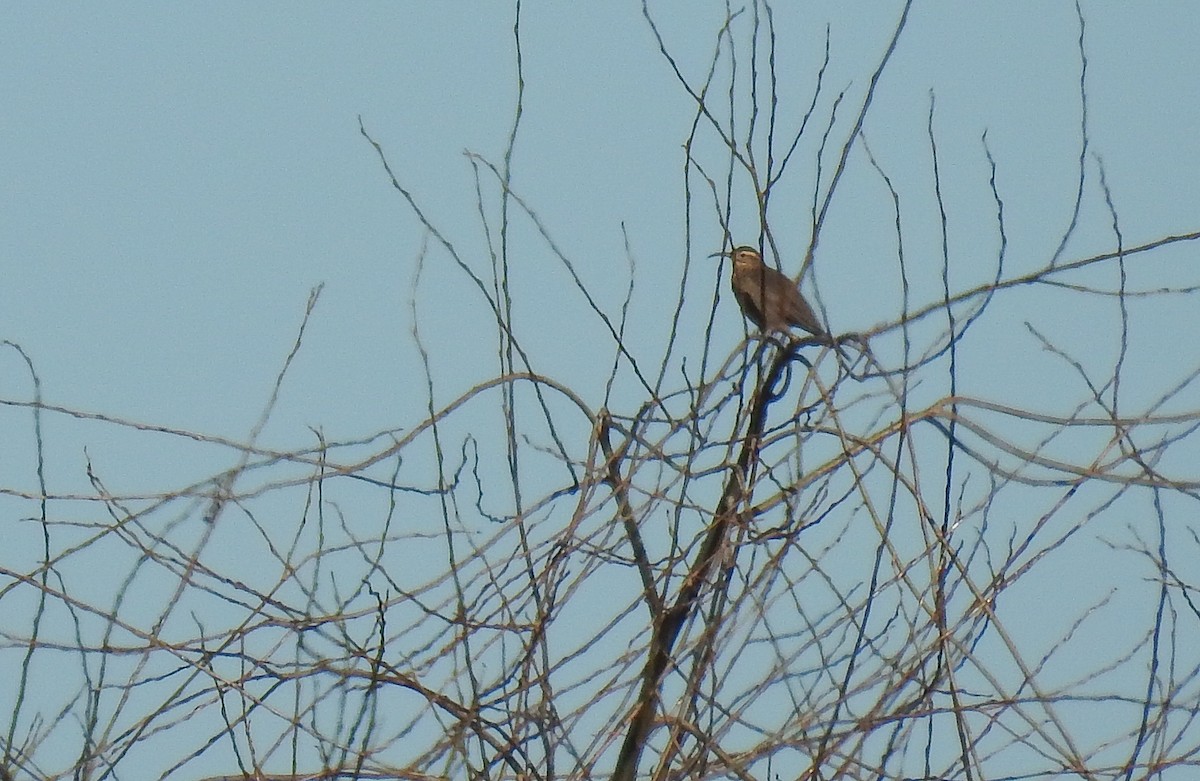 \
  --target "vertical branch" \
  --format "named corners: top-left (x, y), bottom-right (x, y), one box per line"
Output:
top-left (927, 92), bottom-right (979, 781)
top-left (0, 342), bottom-right (47, 778)
top-left (611, 346), bottom-right (792, 781)
top-left (1049, 0), bottom-right (1091, 267)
